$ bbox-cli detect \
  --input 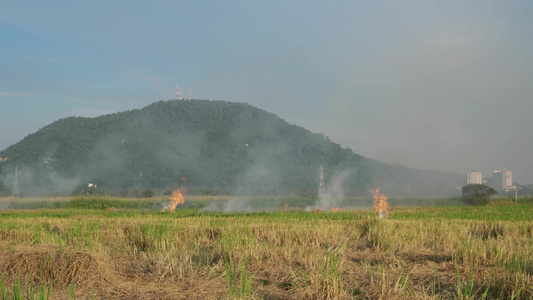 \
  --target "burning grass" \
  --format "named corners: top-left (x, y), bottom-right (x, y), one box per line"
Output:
top-left (373, 188), bottom-right (389, 218)
top-left (0, 199), bottom-right (532, 299)
top-left (162, 189), bottom-right (186, 212)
